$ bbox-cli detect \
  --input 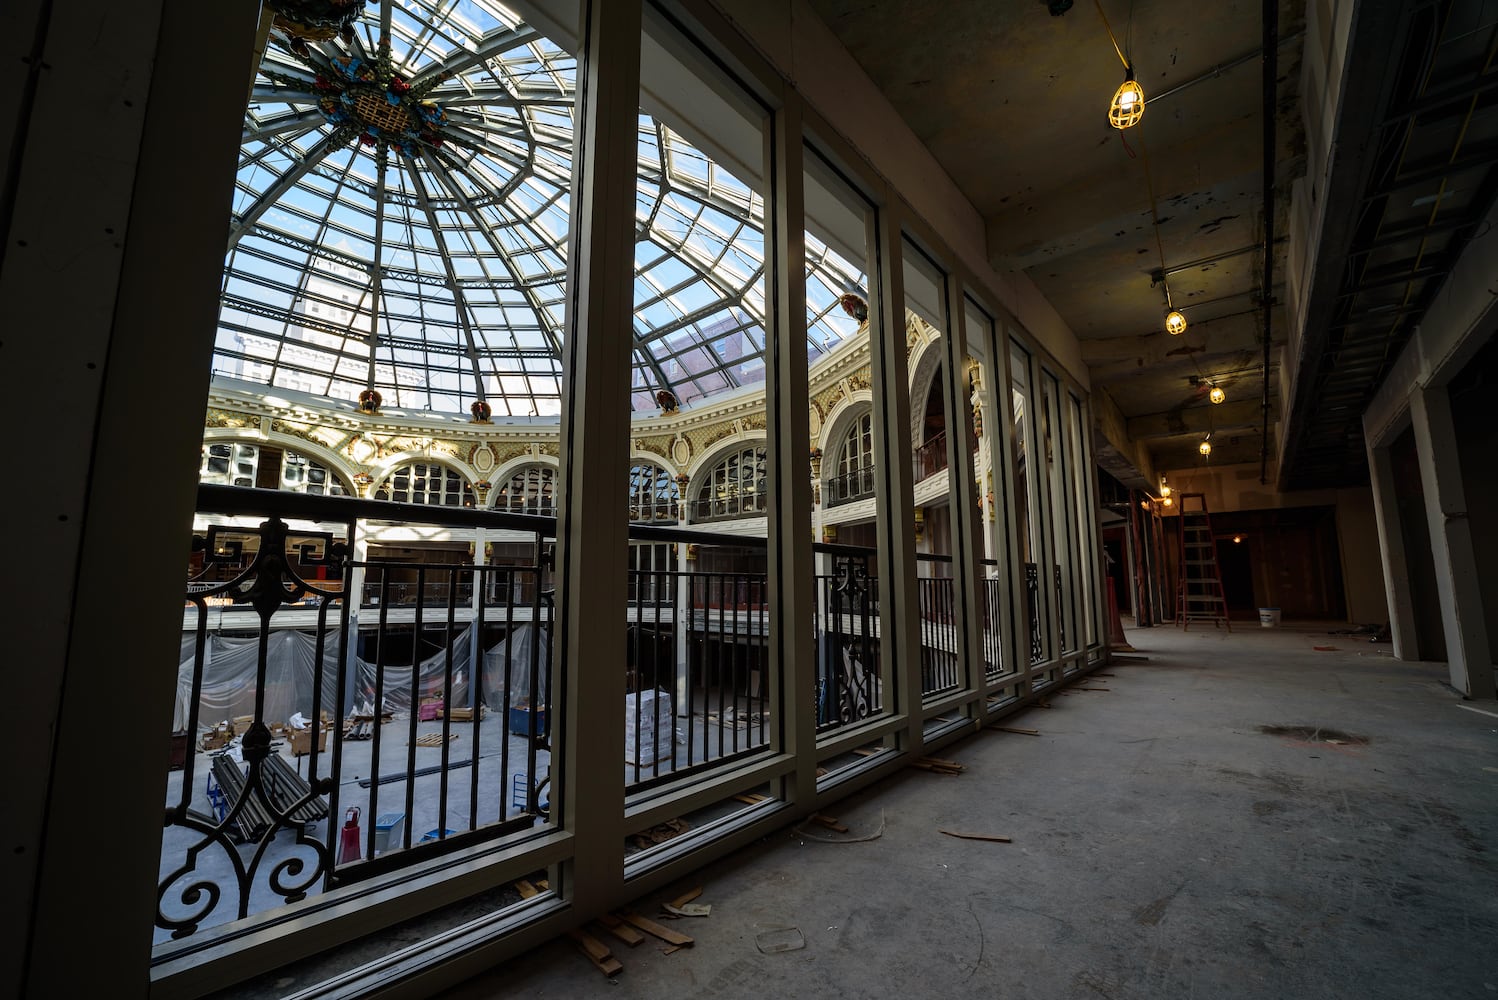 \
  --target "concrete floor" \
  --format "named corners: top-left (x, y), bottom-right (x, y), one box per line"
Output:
top-left (442, 622), bottom-right (1498, 999)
